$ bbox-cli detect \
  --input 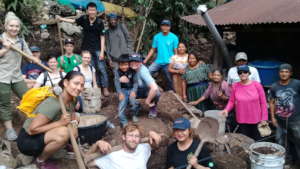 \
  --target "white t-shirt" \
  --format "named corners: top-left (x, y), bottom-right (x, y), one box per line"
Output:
top-left (95, 143), bottom-right (151, 169)
top-left (36, 71), bottom-right (66, 87)
top-left (227, 66), bottom-right (261, 85)
top-left (73, 64), bottom-right (96, 88)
